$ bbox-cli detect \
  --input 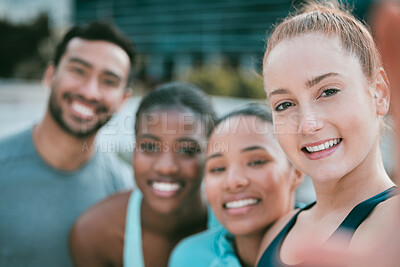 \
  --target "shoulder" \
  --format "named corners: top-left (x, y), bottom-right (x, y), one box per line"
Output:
top-left (69, 190), bottom-right (133, 267)
top-left (71, 190), bottom-right (132, 235)
top-left (0, 128), bottom-right (33, 162)
top-left (170, 226), bottom-right (226, 267)
top-left (351, 194), bottom-right (400, 249)
top-left (256, 209), bottom-right (299, 262)
top-left (95, 152), bottom-right (133, 189)
top-left (96, 151), bottom-right (131, 173)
